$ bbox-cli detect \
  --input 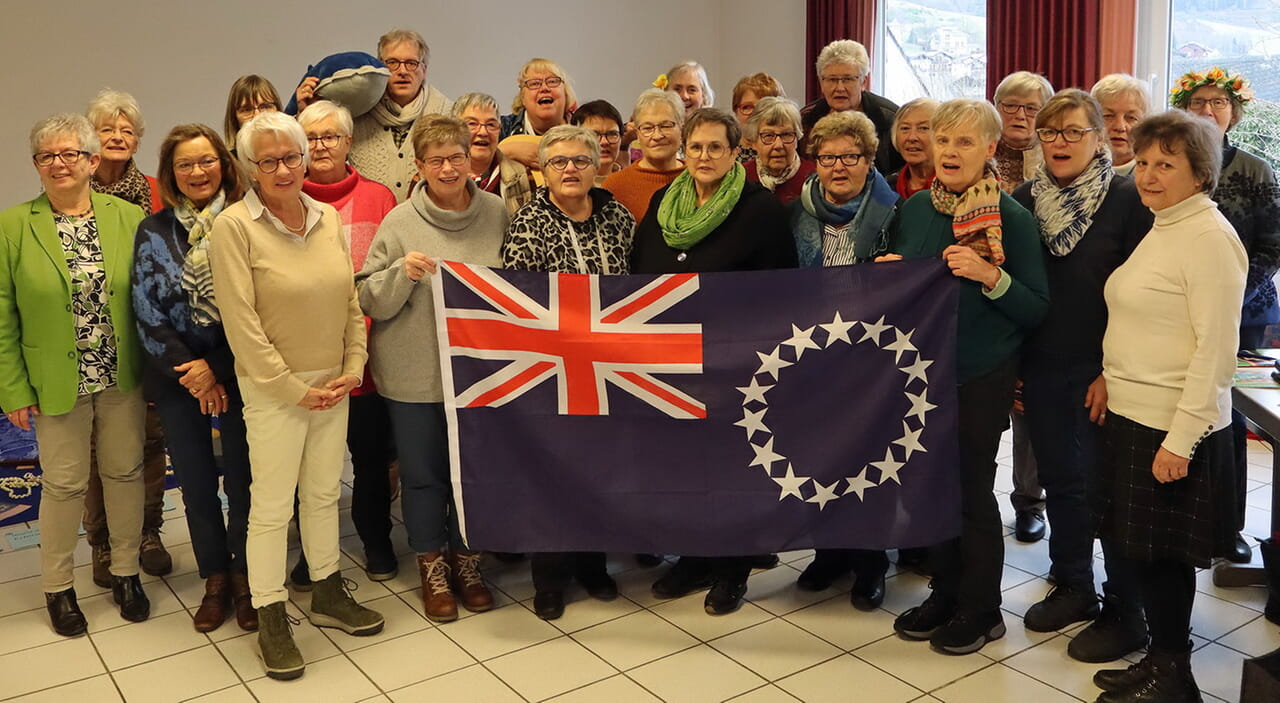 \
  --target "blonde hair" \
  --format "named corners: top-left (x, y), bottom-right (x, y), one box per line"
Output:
top-left (891, 98), bottom-right (940, 153)
top-left (933, 99), bottom-right (1002, 144)
top-left (511, 58), bottom-right (577, 116)
top-left (1091, 74), bottom-right (1151, 111)
top-left (809, 111), bottom-right (879, 161)
top-left (666, 61), bottom-right (715, 108)
top-left (410, 115), bottom-right (470, 161)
